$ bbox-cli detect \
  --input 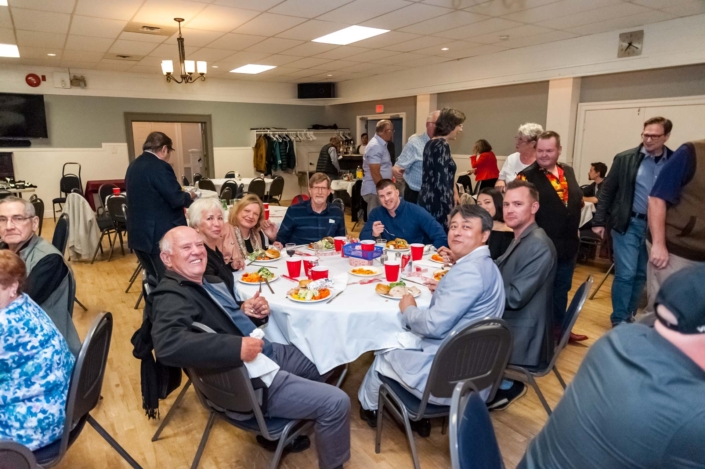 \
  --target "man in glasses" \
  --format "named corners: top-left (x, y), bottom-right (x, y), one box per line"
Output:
top-left (592, 117), bottom-right (674, 328)
top-left (0, 196), bottom-right (80, 355)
